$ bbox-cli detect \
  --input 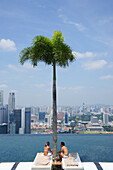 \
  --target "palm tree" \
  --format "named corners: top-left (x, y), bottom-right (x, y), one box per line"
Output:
top-left (19, 31), bottom-right (75, 158)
